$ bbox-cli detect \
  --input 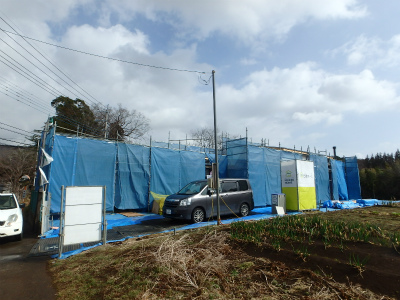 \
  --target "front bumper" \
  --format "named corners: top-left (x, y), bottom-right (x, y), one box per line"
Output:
top-left (163, 206), bottom-right (192, 220)
top-left (0, 223), bottom-right (22, 237)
